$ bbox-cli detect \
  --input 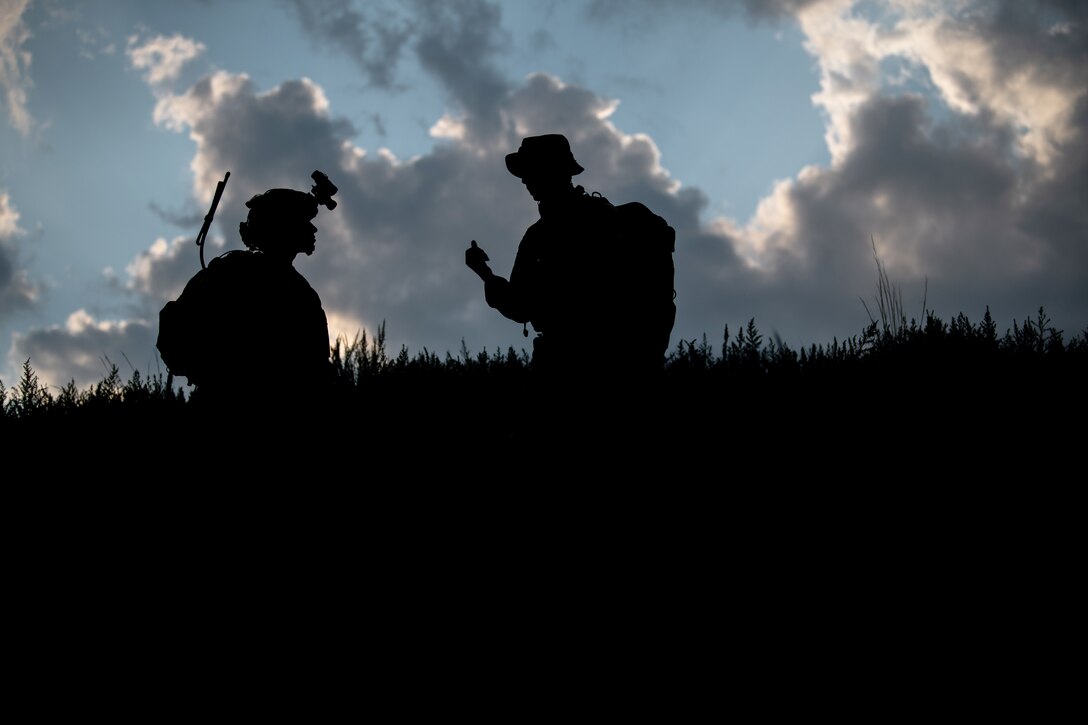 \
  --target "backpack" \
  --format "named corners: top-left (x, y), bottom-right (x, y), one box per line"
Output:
top-left (157, 265), bottom-right (216, 385)
top-left (610, 200), bottom-right (677, 363)
top-left (158, 250), bottom-right (331, 388)
top-left (156, 250), bottom-right (246, 385)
